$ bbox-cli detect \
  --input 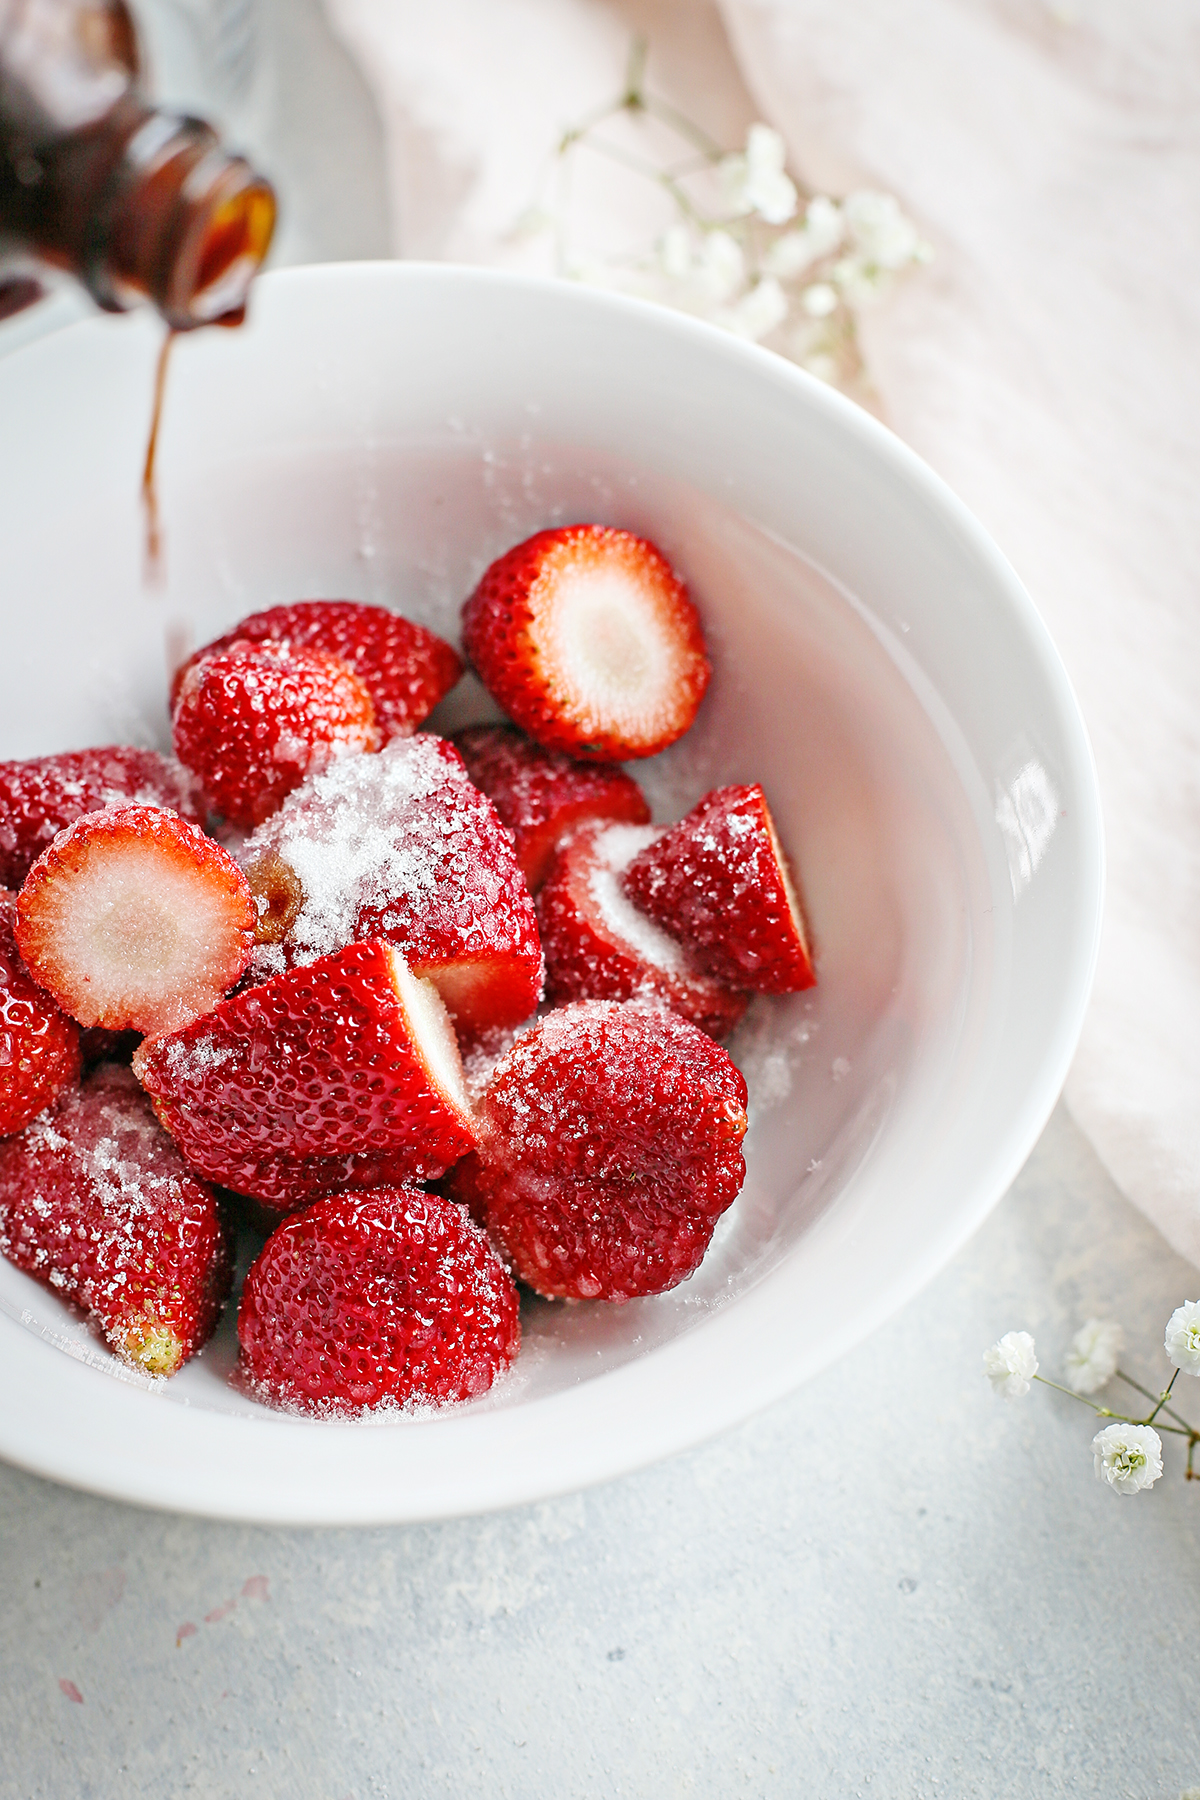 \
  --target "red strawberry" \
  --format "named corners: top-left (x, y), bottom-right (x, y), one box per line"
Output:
top-left (172, 601), bottom-right (463, 744)
top-left (172, 638), bottom-right (380, 828)
top-left (133, 940), bottom-right (477, 1208)
top-left (0, 1064), bottom-right (230, 1375)
top-left (453, 722), bottom-right (650, 892)
top-left (536, 821), bottom-right (746, 1040)
top-left (461, 525), bottom-right (710, 761)
top-left (237, 1187), bottom-right (520, 1413)
top-left (16, 805), bottom-right (255, 1037)
top-left (239, 736), bottom-right (543, 1035)
top-left (448, 1000), bottom-right (748, 1301)
top-left (0, 891), bottom-right (80, 1136)
top-left (621, 784), bottom-right (816, 992)
top-left (0, 747), bottom-right (201, 889)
